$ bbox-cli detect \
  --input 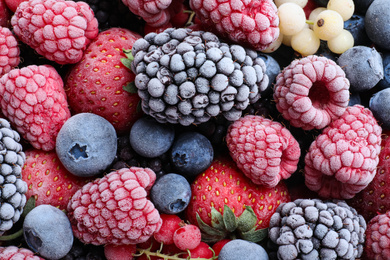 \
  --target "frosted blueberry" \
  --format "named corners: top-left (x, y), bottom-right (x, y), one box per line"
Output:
top-left (151, 173), bottom-right (191, 214)
top-left (130, 117), bottom-right (175, 158)
top-left (170, 132), bottom-right (213, 177)
top-left (23, 205), bottom-right (73, 260)
top-left (219, 239), bottom-right (269, 260)
top-left (55, 113), bottom-right (117, 177)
